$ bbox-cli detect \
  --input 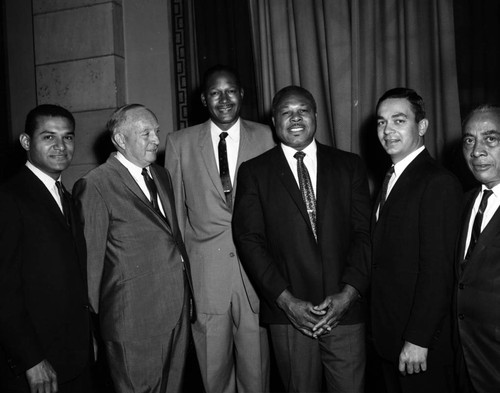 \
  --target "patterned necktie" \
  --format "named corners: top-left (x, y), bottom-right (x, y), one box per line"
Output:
top-left (464, 189), bottom-right (493, 261)
top-left (141, 167), bottom-right (161, 214)
top-left (55, 180), bottom-right (71, 226)
top-left (294, 151), bottom-right (317, 240)
top-left (378, 165), bottom-right (394, 213)
top-left (218, 132), bottom-right (232, 209)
